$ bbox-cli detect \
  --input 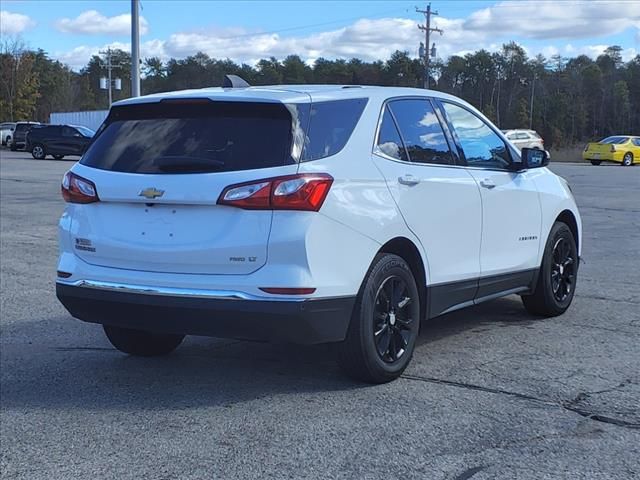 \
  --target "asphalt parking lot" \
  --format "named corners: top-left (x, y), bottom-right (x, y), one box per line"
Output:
top-left (1, 149), bottom-right (639, 480)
